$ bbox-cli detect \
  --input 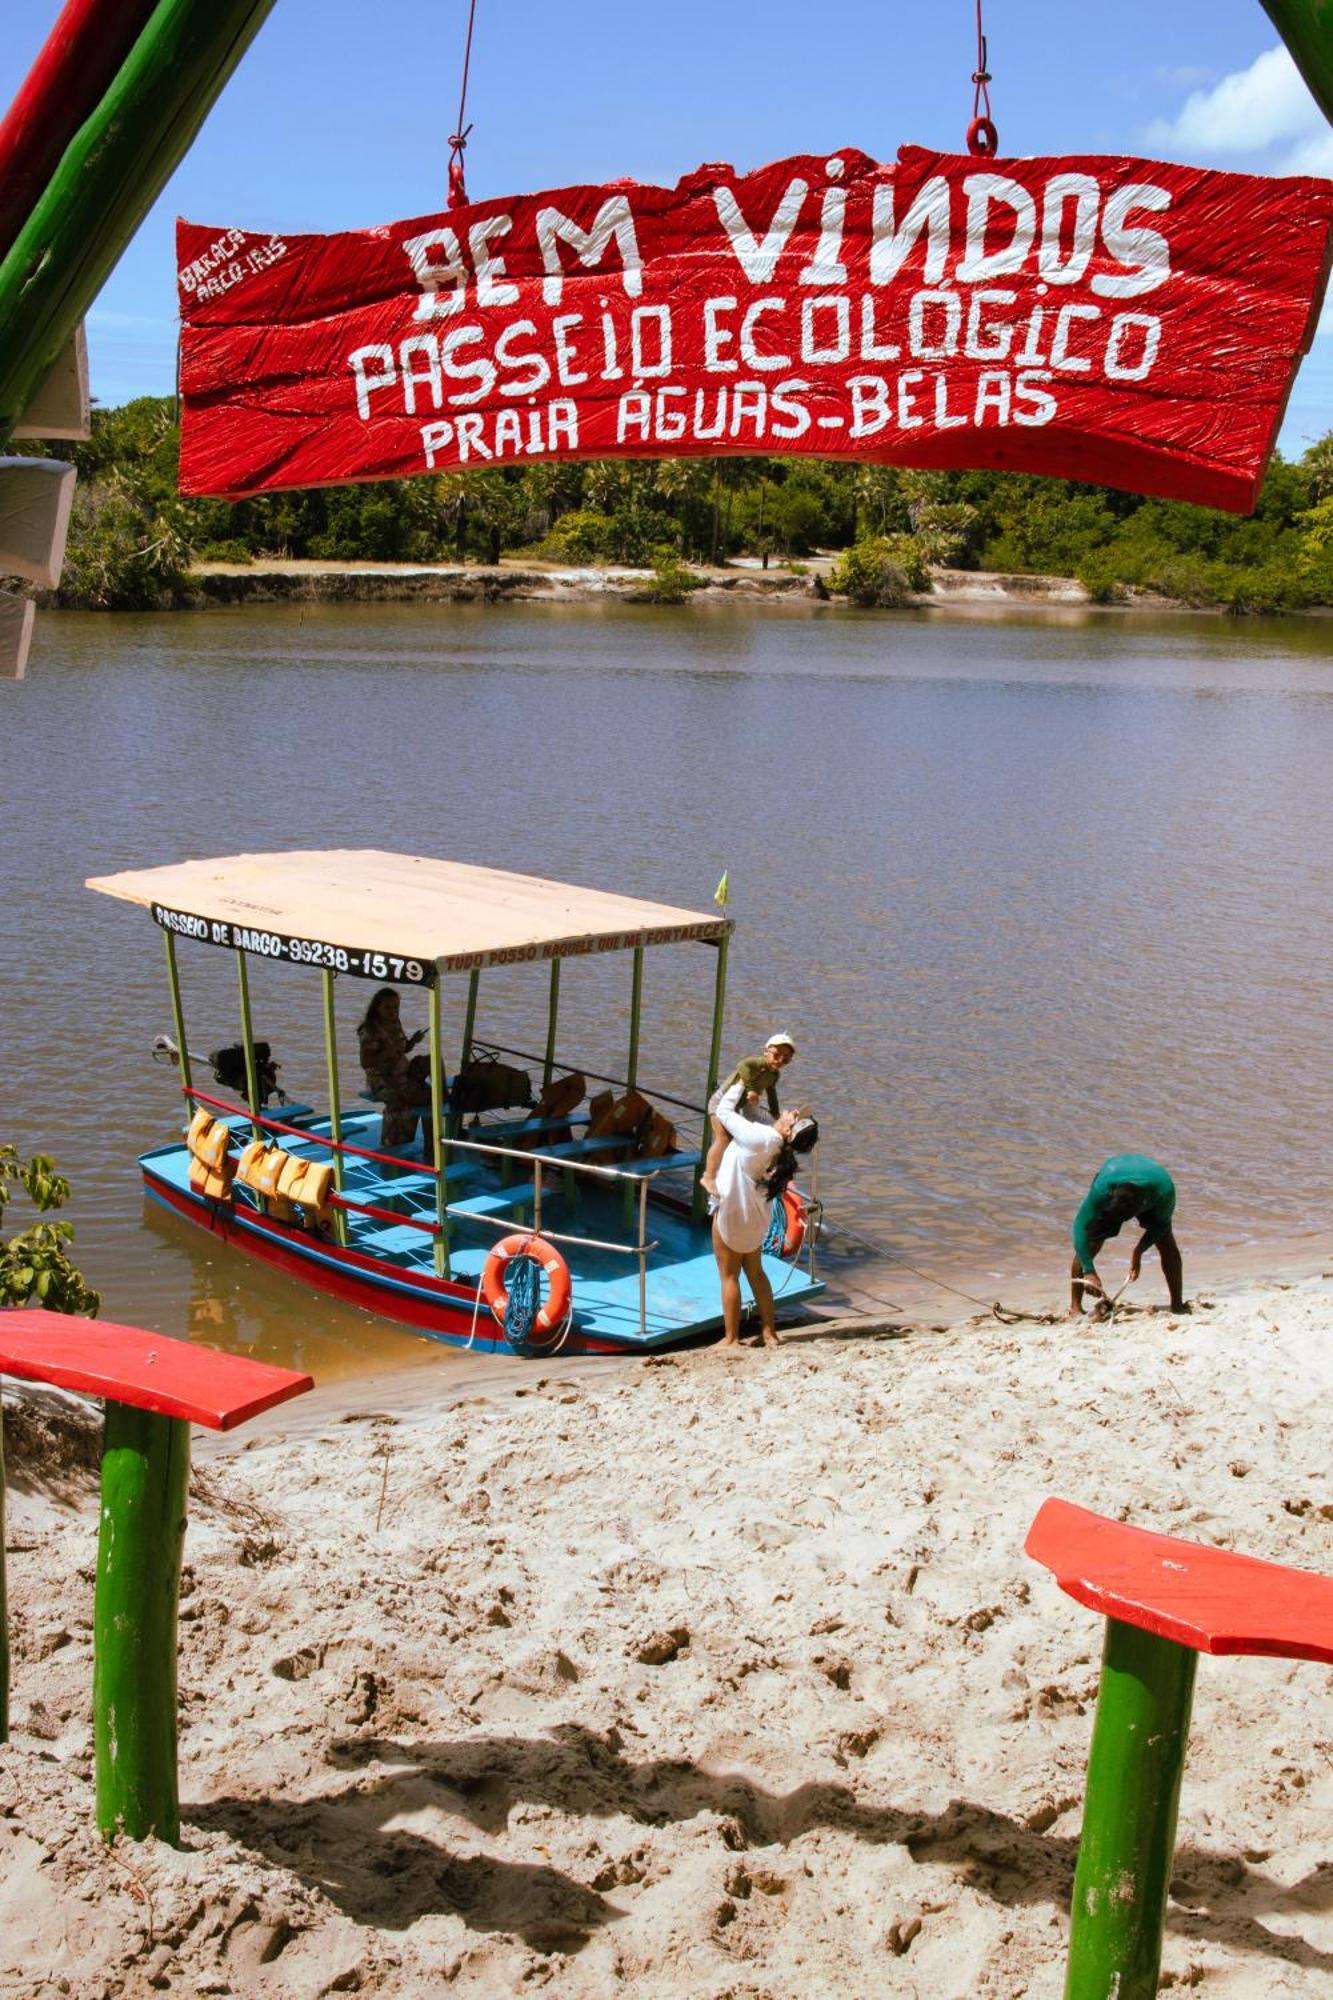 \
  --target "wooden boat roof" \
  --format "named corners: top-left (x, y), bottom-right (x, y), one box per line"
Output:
top-left (87, 849), bottom-right (731, 979)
